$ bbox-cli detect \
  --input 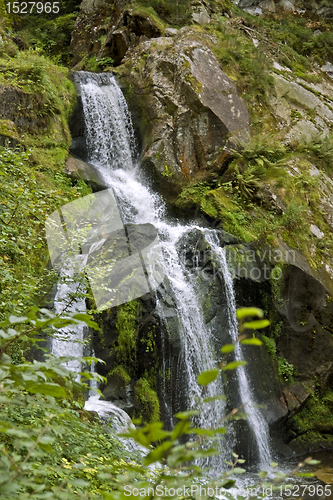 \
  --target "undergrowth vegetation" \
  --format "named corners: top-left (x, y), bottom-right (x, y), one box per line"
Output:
top-left (2, 0), bottom-right (82, 64)
top-left (0, 146), bottom-right (90, 325)
top-left (176, 132), bottom-right (333, 269)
